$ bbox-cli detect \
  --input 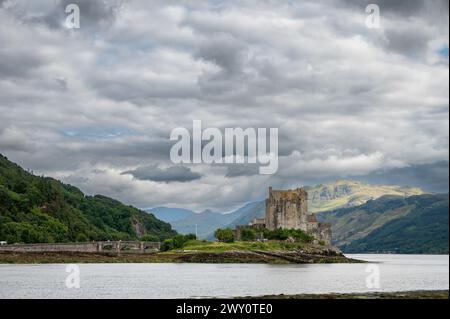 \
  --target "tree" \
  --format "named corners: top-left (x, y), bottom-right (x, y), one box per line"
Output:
top-left (215, 228), bottom-right (234, 243)
top-left (0, 155), bottom-right (178, 244)
top-left (160, 239), bottom-right (174, 251)
top-left (184, 233), bottom-right (197, 241)
top-left (160, 233), bottom-right (197, 251)
top-left (140, 234), bottom-right (160, 242)
top-left (240, 228), bottom-right (256, 241)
